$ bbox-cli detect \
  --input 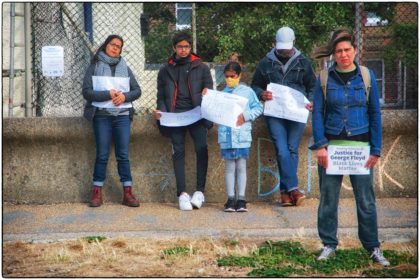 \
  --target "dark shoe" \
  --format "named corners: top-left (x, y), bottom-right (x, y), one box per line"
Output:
top-left (289, 189), bottom-right (306, 206)
top-left (89, 186), bottom-right (102, 207)
top-left (236, 200), bottom-right (248, 212)
top-left (281, 192), bottom-right (293, 206)
top-left (224, 198), bottom-right (236, 212)
top-left (122, 186), bottom-right (140, 207)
